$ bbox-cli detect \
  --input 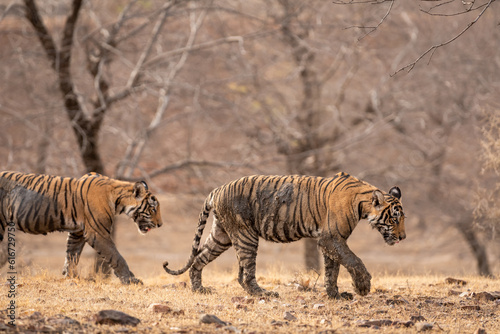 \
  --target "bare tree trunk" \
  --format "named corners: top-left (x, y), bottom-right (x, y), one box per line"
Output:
top-left (456, 217), bottom-right (491, 276)
top-left (304, 239), bottom-right (321, 272)
top-left (279, 0), bottom-right (323, 272)
top-left (25, 0), bottom-right (110, 276)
